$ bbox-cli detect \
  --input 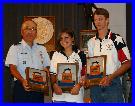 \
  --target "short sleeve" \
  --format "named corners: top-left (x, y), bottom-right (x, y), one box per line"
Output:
top-left (113, 36), bottom-right (131, 63)
top-left (5, 45), bottom-right (18, 67)
top-left (50, 52), bottom-right (59, 75)
top-left (78, 51), bottom-right (86, 66)
top-left (78, 51), bottom-right (86, 76)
